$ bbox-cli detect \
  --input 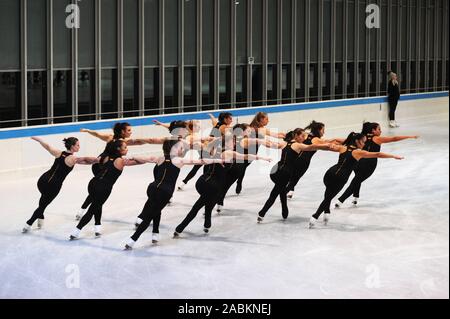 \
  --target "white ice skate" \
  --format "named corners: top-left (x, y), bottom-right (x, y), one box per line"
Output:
top-left (394, 121), bottom-right (400, 127)
top-left (257, 216), bottom-right (264, 223)
top-left (75, 208), bottom-right (86, 221)
top-left (323, 213), bottom-right (330, 226)
top-left (309, 216), bottom-right (318, 229)
top-left (389, 120), bottom-right (396, 128)
top-left (94, 225), bottom-right (102, 238)
top-left (124, 238), bottom-right (135, 250)
top-left (37, 219), bottom-right (44, 229)
top-left (287, 191), bottom-right (294, 199)
top-left (173, 231), bottom-right (180, 238)
top-left (69, 228), bottom-right (81, 240)
top-left (152, 233), bottom-right (159, 244)
top-left (177, 182), bottom-right (186, 191)
top-left (22, 223), bottom-right (31, 233)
